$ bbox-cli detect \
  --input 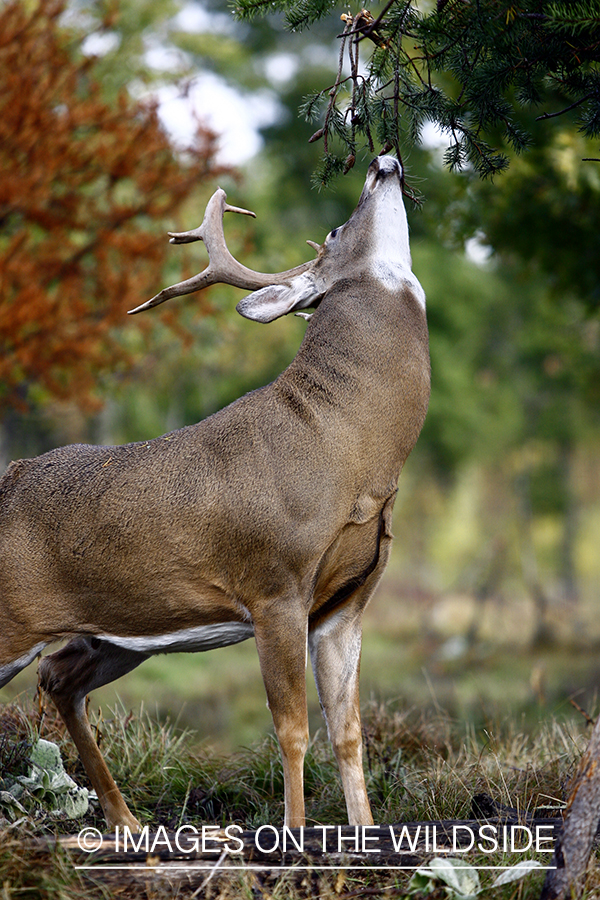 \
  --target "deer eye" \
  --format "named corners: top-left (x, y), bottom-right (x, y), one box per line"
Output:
top-left (328, 228), bottom-right (339, 240)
